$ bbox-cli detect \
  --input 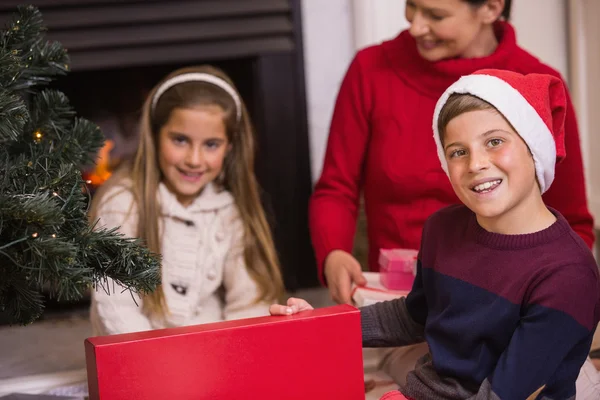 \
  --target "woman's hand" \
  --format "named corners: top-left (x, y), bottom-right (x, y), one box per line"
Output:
top-left (269, 297), bottom-right (314, 316)
top-left (324, 250), bottom-right (367, 304)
